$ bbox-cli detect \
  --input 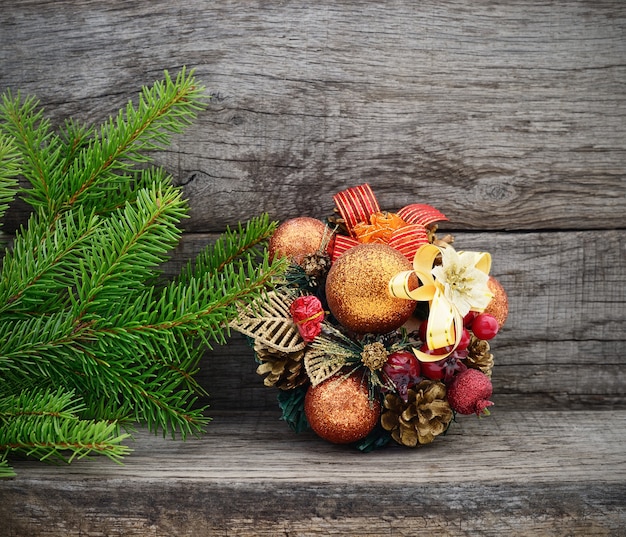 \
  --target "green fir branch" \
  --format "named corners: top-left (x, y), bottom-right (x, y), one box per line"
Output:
top-left (58, 118), bottom-right (94, 175)
top-left (0, 387), bottom-right (131, 476)
top-left (0, 413), bottom-right (131, 464)
top-left (76, 179), bottom-right (187, 318)
top-left (56, 67), bottom-right (205, 217)
top-left (177, 213), bottom-right (280, 284)
top-left (0, 311), bottom-right (80, 379)
top-left (0, 207), bottom-right (99, 315)
top-left (0, 457), bottom-right (17, 479)
top-left (0, 91), bottom-right (63, 211)
top-left (0, 133), bottom-right (20, 226)
top-left (0, 68), bottom-right (286, 477)
top-left (0, 386), bottom-right (86, 419)
top-left (65, 325), bottom-right (211, 438)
